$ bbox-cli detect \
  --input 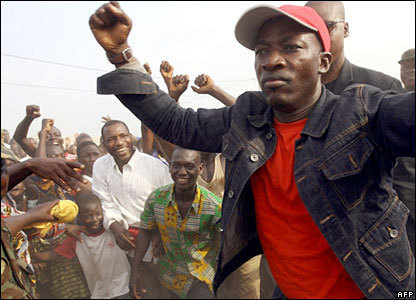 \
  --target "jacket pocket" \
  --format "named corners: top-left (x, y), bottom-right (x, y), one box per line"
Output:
top-left (222, 132), bottom-right (243, 182)
top-left (359, 197), bottom-right (412, 282)
top-left (319, 134), bottom-right (374, 210)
